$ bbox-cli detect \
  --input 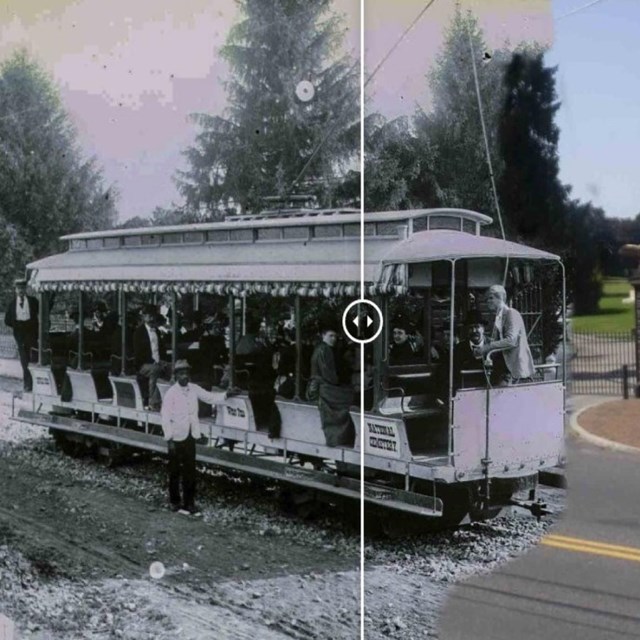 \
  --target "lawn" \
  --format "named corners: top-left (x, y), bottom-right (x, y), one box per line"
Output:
top-left (572, 277), bottom-right (635, 333)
